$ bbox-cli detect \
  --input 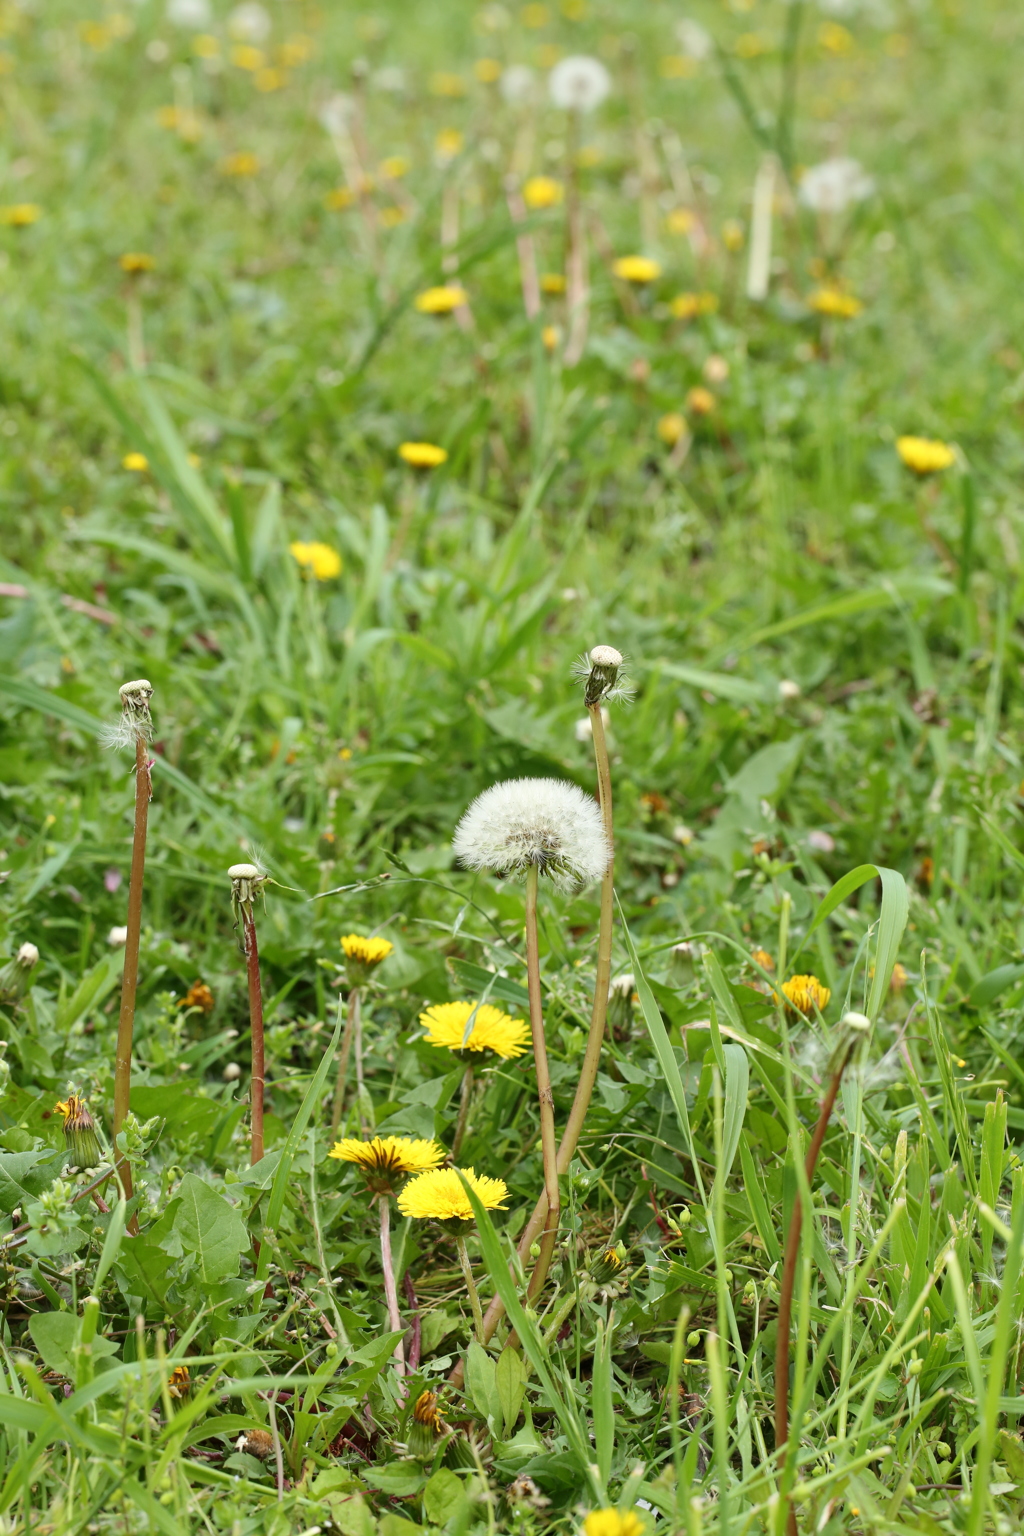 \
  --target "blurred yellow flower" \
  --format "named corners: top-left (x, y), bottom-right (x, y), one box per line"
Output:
top-left (613, 255), bottom-right (662, 284)
top-left (122, 452), bottom-right (149, 472)
top-left (0, 53), bottom-right (13, 76)
top-left (290, 541), bottom-right (342, 580)
top-left (474, 57), bottom-right (502, 82)
top-left (430, 71), bottom-right (466, 97)
top-left (535, 43), bottom-right (561, 67)
top-left (659, 54), bottom-right (698, 79)
top-left (0, 204), bottom-right (41, 226)
top-left (819, 21), bottom-right (854, 54)
top-left (897, 436), bottom-right (955, 474)
top-left (657, 412), bottom-right (688, 447)
top-left (380, 155), bottom-right (410, 179)
top-left (435, 128), bottom-right (464, 163)
top-left (722, 219), bottom-right (745, 252)
top-left (255, 67), bottom-right (285, 92)
top-left (279, 34), bottom-right (313, 66)
top-left (220, 152), bottom-right (260, 177)
top-left (380, 206), bottom-right (407, 228)
top-left (671, 291), bottom-right (718, 321)
top-left (192, 34), bottom-right (220, 58)
top-left (735, 32), bottom-right (768, 58)
top-left (583, 1513), bottom-right (645, 1536)
top-left (420, 1001), bottom-right (530, 1059)
top-left (415, 285), bottom-right (468, 315)
top-left (523, 175), bottom-right (563, 209)
top-left (522, 3), bottom-right (550, 25)
top-left (542, 324), bottom-right (561, 350)
top-left (324, 186), bottom-right (356, 210)
top-left (751, 948), bottom-right (774, 971)
top-left (666, 208), bottom-right (695, 235)
top-left (780, 974), bottom-right (831, 1014)
top-left (119, 252), bottom-right (155, 273)
top-left (398, 1166), bottom-right (508, 1221)
top-left (341, 933), bottom-right (393, 966)
top-left (399, 442), bottom-right (448, 468)
top-left (230, 43), bottom-right (265, 70)
top-left (541, 272), bottom-right (566, 294)
top-left (562, 0), bottom-right (586, 14)
top-left (809, 287), bottom-right (862, 319)
top-left (686, 386), bottom-right (716, 416)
